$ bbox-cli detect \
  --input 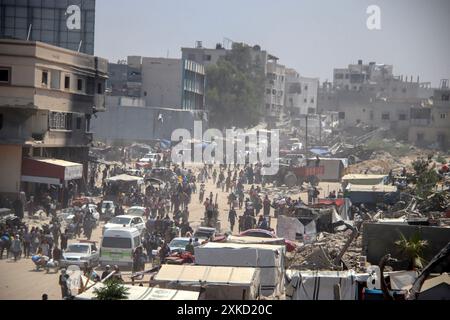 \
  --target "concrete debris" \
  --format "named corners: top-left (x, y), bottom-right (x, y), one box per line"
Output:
top-left (287, 229), bottom-right (364, 272)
